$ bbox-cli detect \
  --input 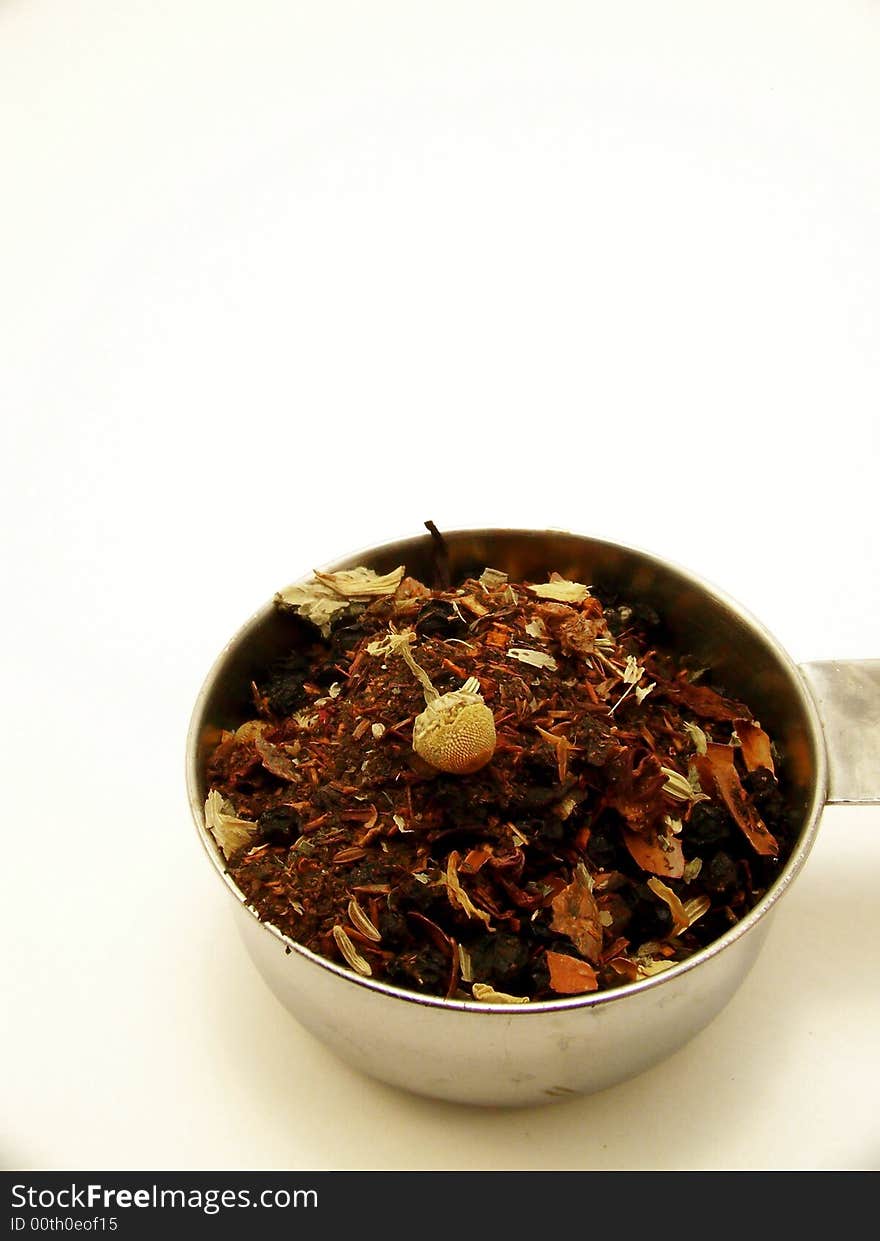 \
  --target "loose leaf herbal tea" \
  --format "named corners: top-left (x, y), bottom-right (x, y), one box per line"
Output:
top-left (204, 563), bottom-right (797, 1002)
